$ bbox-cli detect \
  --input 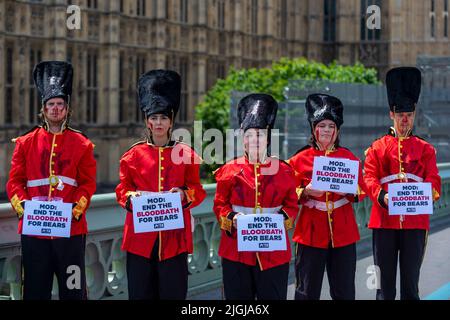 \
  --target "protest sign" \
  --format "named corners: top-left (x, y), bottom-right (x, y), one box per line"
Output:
top-left (237, 214), bottom-right (287, 252)
top-left (132, 192), bottom-right (184, 233)
top-left (311, 157), bottom-right (359, 194)
top-left (23, 201), bottom-right (72, 237)
top-left (388, 183), bottom-right (433, 215)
